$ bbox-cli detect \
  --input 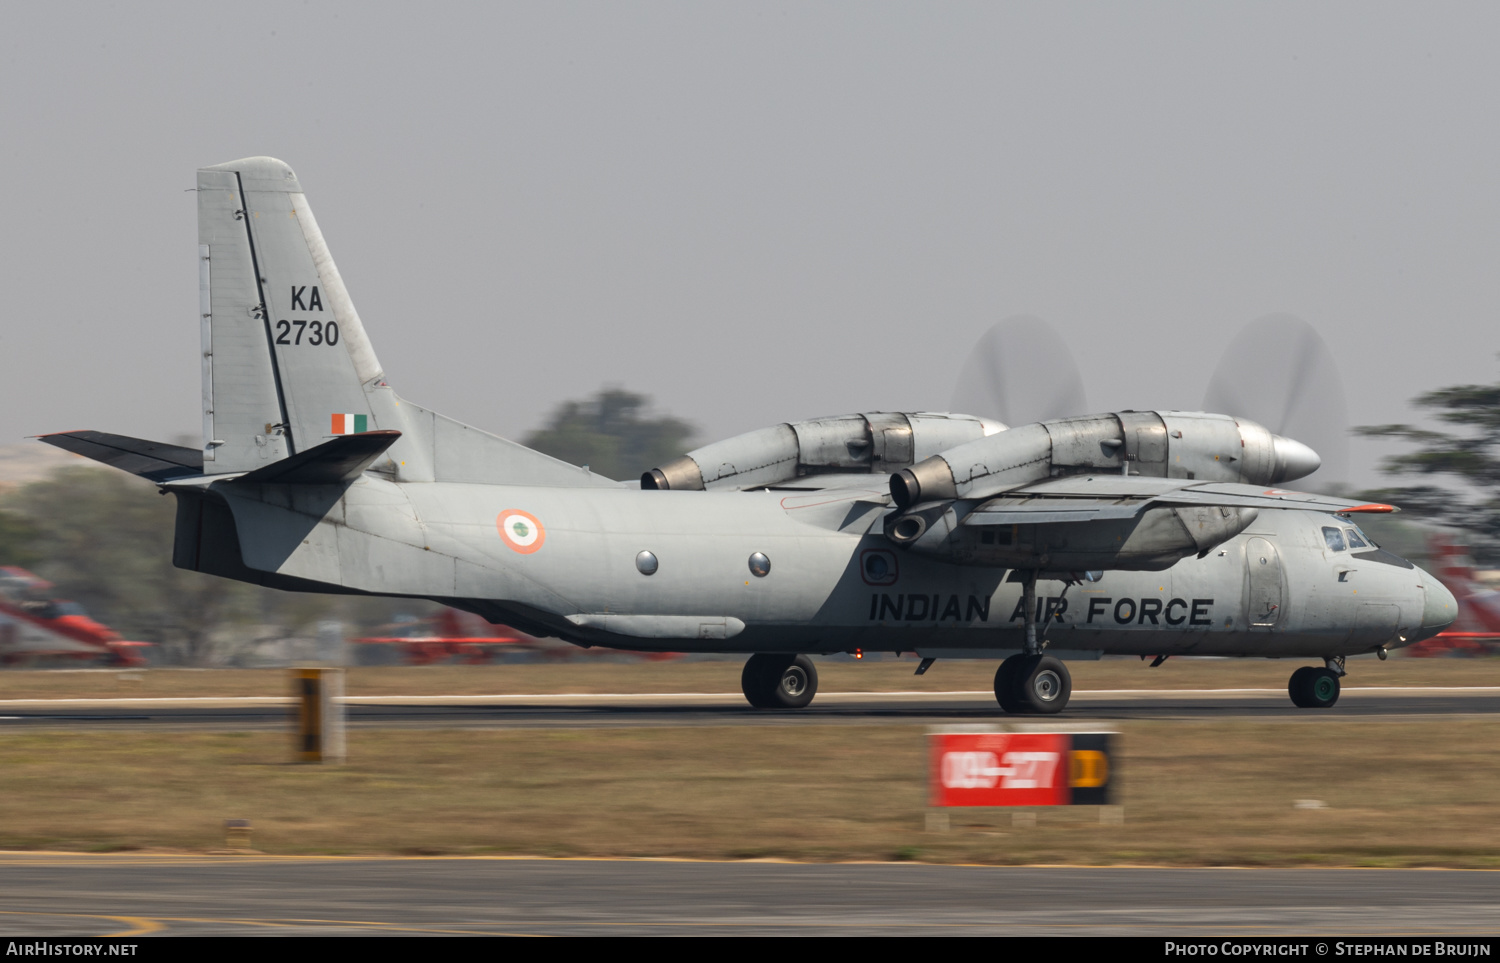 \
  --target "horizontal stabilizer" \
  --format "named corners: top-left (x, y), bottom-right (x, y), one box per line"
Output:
top-left (233, 430), bottom-right (400, 485)
top-left (35, 431), bottom-right (204, 482)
